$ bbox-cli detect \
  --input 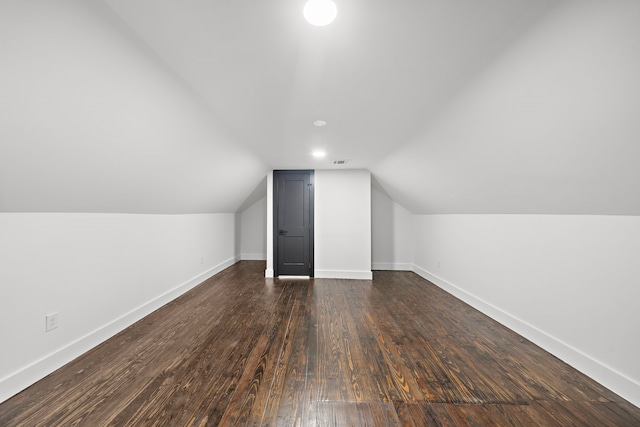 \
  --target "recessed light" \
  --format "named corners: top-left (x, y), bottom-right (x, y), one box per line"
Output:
top-left (303, 0), bottom-right (337, 26)
top-left (313, 120), bottom-right (327, 127)
top-left (312, 150), bottom-right (326, 158)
